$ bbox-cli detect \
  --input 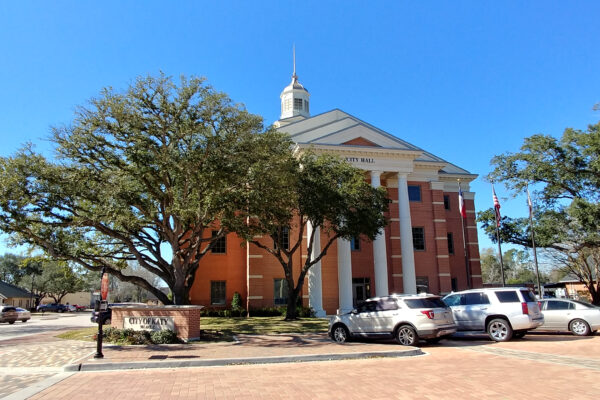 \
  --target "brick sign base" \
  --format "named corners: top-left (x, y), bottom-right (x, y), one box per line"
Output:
top-left (111, 305), bottom-right (204, 342)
